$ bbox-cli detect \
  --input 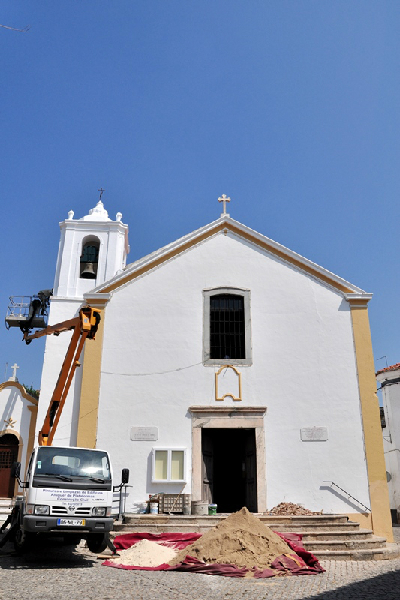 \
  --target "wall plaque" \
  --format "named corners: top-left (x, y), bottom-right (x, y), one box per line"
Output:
top-left (130, 427), bottom-right (158, 441)
top-left (300, 427), bottom-right (328, 441)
